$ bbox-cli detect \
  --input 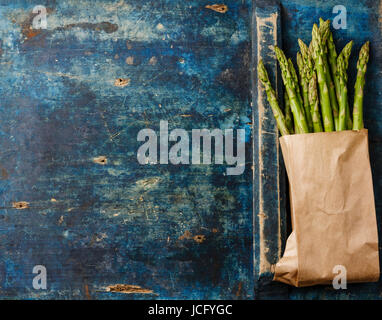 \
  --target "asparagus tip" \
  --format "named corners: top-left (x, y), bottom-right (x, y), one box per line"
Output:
top-left (257, 60), bottom-right (268, 82)
top-left (356, 41), bottom-right (370, 71)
